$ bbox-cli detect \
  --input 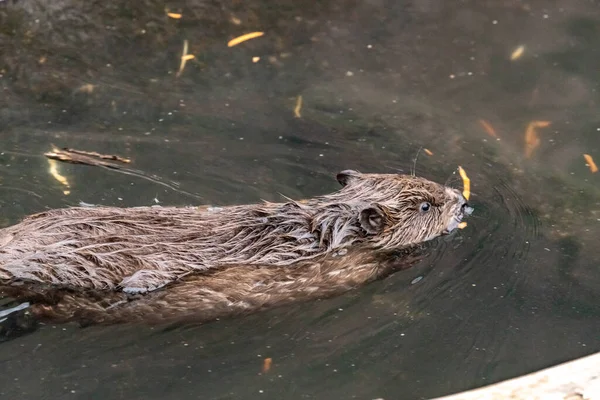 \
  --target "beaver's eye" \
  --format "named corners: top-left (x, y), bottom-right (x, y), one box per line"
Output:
top-left (419, 202), bottom-right (431, 212)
